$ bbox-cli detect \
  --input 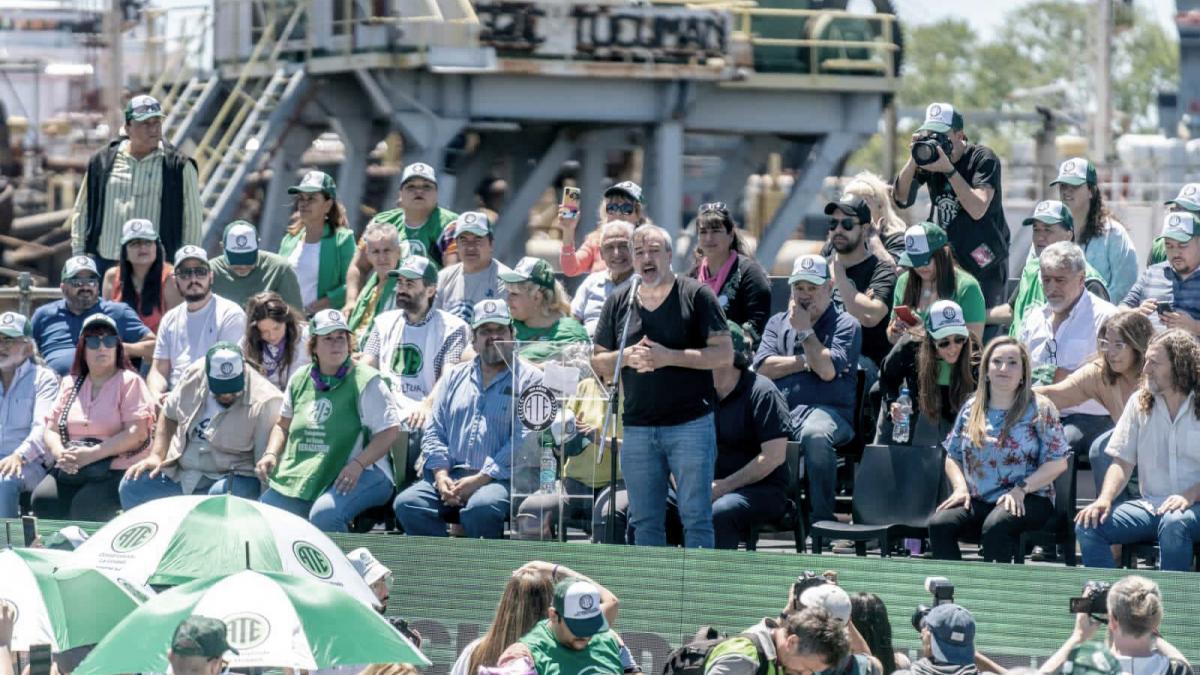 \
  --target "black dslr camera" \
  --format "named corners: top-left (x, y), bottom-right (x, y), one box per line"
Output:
top-left (912, 132), bottom-right (954, 167)
top-left (791, 570), bottom-right (837, 609)
top-left (1069, 580), bottom-right (1111, 617)
top-left (911, 576), bottom-right (955, 631)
